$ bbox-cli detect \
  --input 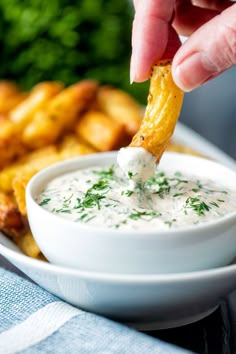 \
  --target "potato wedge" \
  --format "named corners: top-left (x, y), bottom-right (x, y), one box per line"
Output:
top-left (76, 111), bottom-right (125, 151)
top-left (130, 60), bottom-right (184, 162)
top-left (0, 191), bottom-right (25, 238)
top-left (12, 136), bottom-right (95, 216)
top-left (22, 80), bottom-right (98, 148)
top-left (0, 92), bottom-right (28, 115)
top-left (0, 120), bottom-right (26, 169)
top-left (0, 146), bottom-right (59, 192)
top-left (0, 80), bottom-right (19, 96)
top-left (59, 134), bottom-right (96, 159)
top-left (14, 231), bottom-right (41, 258)
top-left (0, 81), bottom-right (22, 114)
top-left (12, 170), bottom-right (37, 216)
top-left (9, 81), bottom-right (63, 129)
top-left (97, 85), bottom-right (143, 137)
